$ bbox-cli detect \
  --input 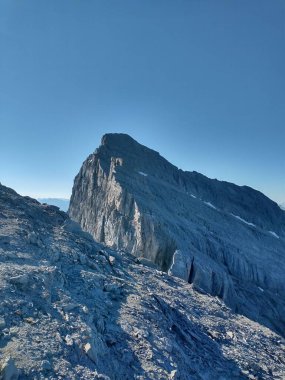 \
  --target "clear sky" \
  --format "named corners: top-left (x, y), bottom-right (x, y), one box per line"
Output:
top-left (0, 0), bottom-right (284, 203)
